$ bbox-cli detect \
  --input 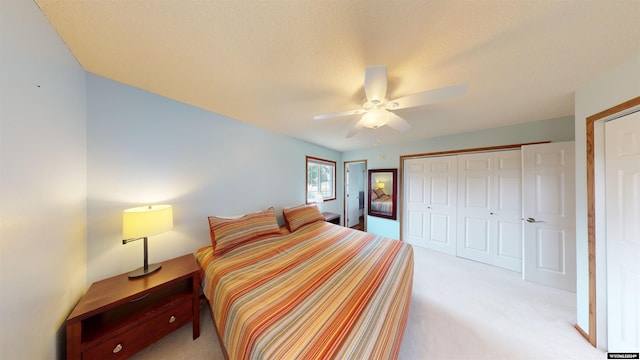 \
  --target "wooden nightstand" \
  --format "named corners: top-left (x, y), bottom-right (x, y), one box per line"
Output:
top-left (323, 212), bottom-right (340, 225)
top-left (66, 254), bottom-right (200, 360)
